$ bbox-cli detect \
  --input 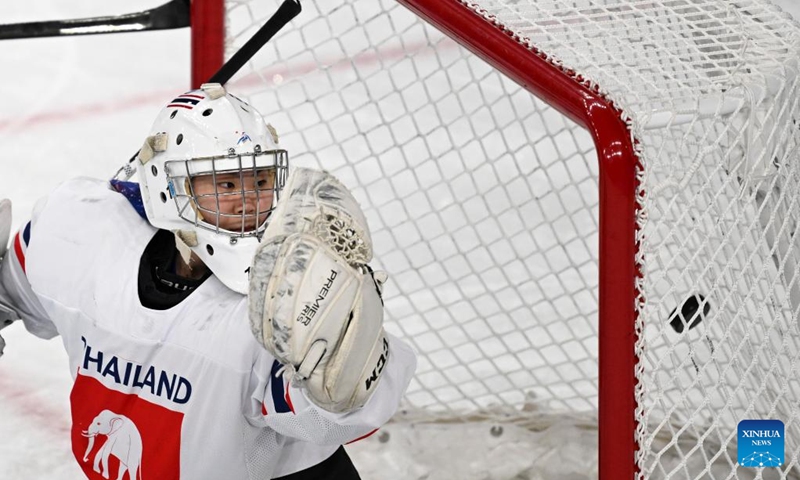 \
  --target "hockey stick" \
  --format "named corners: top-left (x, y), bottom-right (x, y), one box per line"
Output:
top-left (112, 0), bottom-right (302, 181)
top-left (209, 0), bottom-right (302, 85)
top-left (0, 0), bottom-right (189, 40)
